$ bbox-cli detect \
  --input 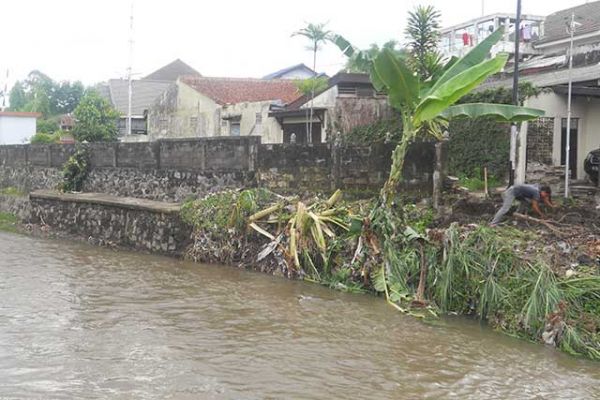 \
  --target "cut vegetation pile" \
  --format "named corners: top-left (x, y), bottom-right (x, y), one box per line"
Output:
top-left (182, 188), bottom-right (600, 360)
